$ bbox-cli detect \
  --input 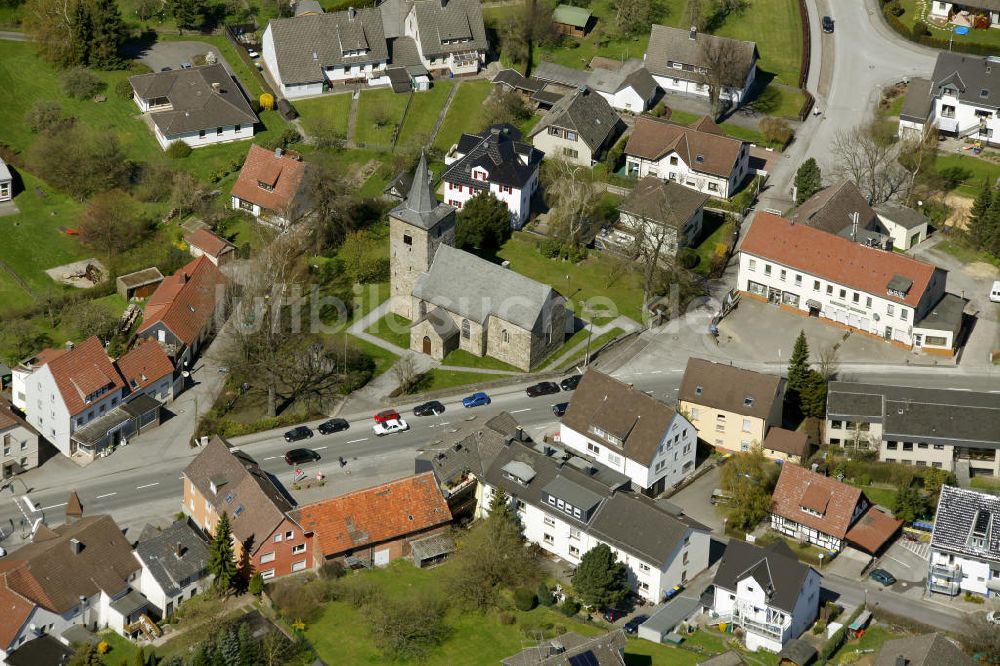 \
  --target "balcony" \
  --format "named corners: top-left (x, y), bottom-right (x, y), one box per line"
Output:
top-left (937, 116), bottom-right (958, 133)
top-left (929, 579), bottom-right (960, 596)
top-left (733, 613), bottom-right (785, 641)
top-left (930, 562), bottom-right (961, 579)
